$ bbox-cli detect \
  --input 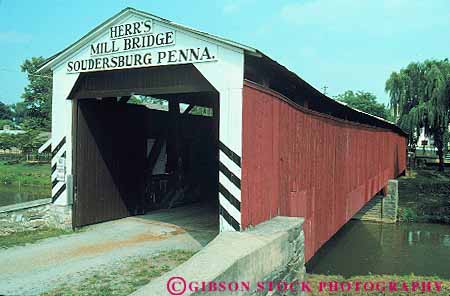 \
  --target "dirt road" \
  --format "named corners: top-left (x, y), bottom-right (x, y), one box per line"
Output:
top-left (0, 204), bottom-right (218, 295)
